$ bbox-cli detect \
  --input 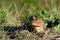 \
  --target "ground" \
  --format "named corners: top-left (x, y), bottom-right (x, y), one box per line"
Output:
top-left (0, 26), bottom-right (60, 40)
